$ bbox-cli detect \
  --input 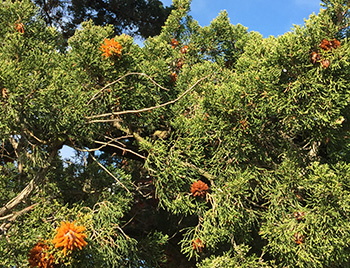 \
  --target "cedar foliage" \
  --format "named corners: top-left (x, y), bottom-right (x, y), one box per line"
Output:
top-left (1, 0), bottom-right (350, 267)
